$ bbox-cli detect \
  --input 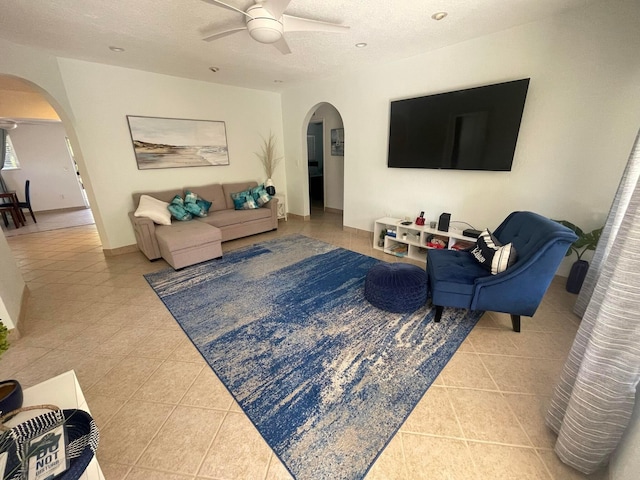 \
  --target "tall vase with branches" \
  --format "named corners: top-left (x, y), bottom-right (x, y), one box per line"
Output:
top-left (256, 132), bottom-right (282, 195)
